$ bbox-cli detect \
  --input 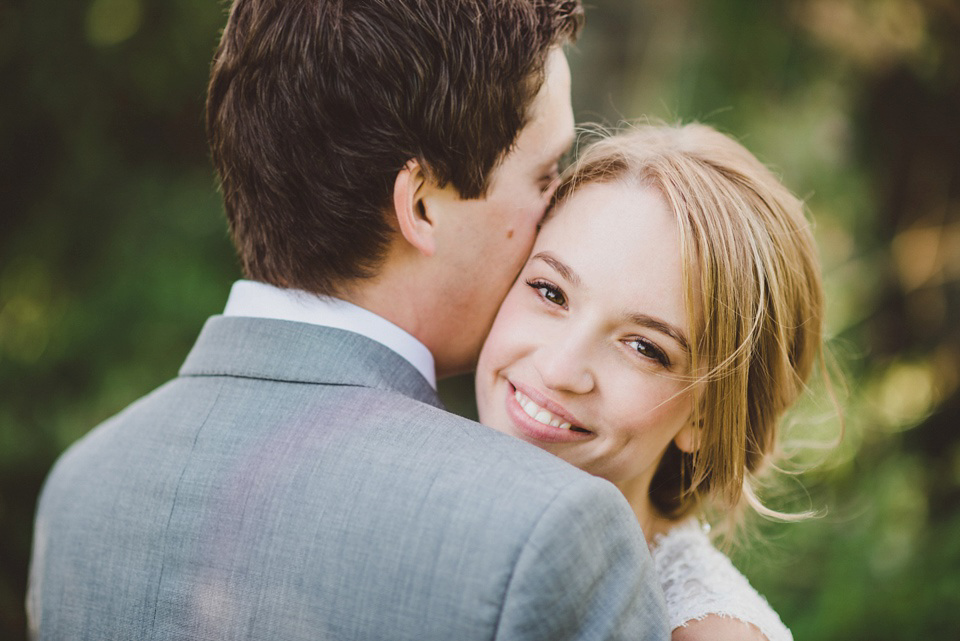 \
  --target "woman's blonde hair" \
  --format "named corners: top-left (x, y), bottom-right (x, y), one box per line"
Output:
top-left (553, 123), bottom-right (825, 524)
